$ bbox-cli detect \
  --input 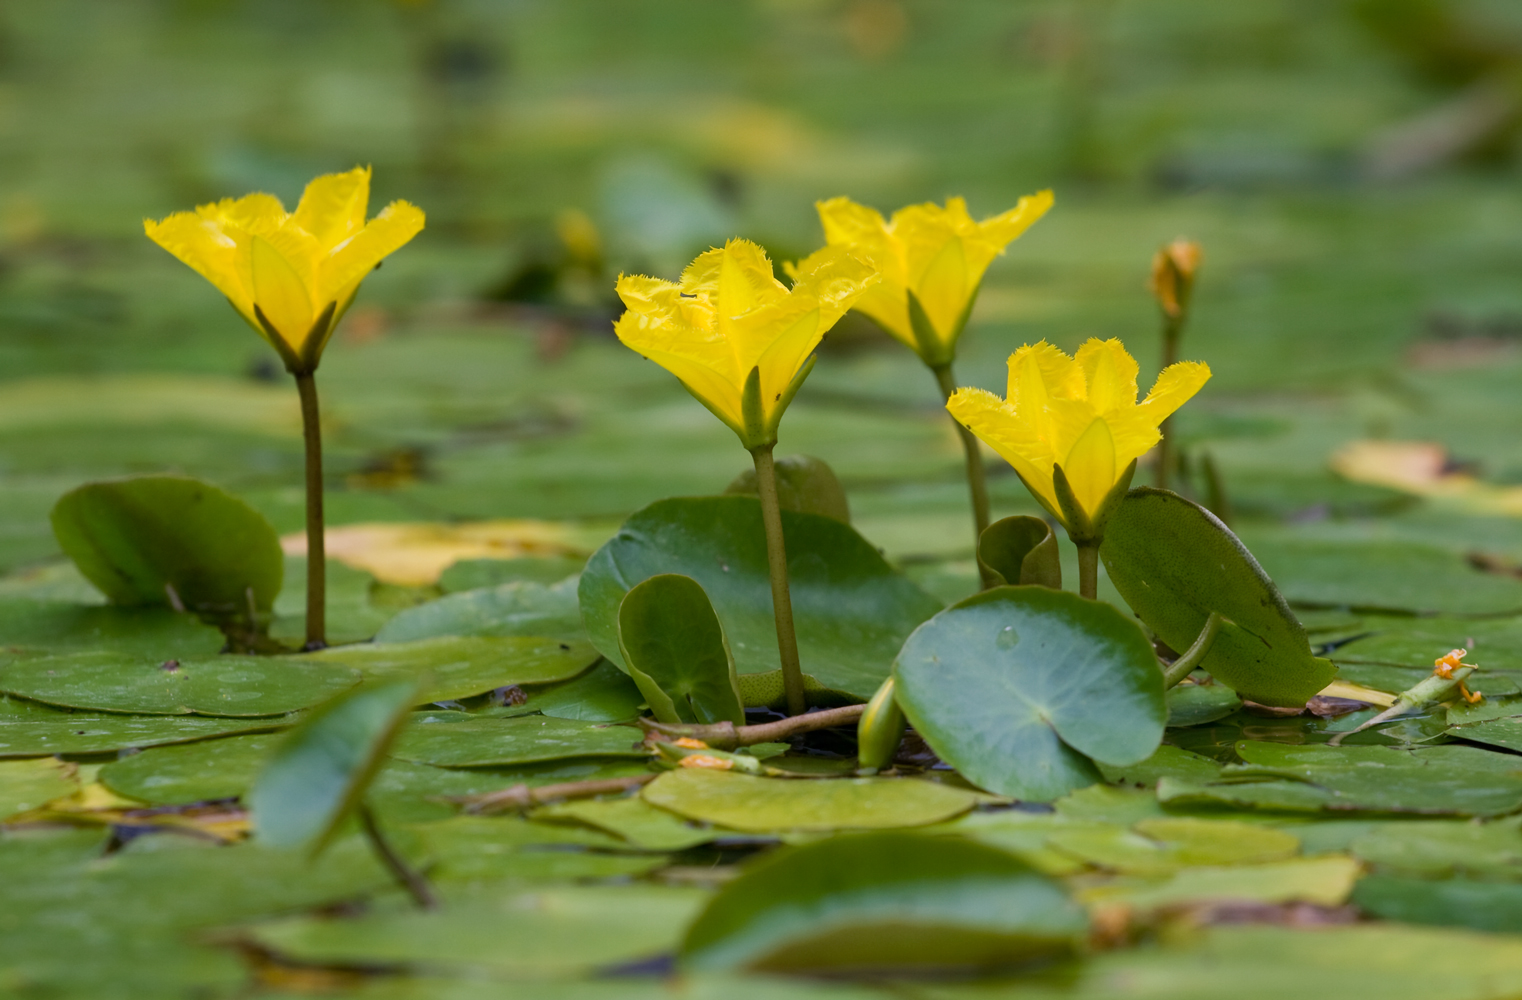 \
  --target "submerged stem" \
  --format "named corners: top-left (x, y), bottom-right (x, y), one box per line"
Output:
top-left (358, 803), bottom-right (437, 909)
top-left (294, 371), bottom-right (326, 650)
top-left (1075, 541), bottom-right (1099, 600)
top-left (751, 444), bottom-right (807, 716)
top-left (1162, 612), bottom-right (1222, 689)
top-left (933, 364), bottom-right (995, 589)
